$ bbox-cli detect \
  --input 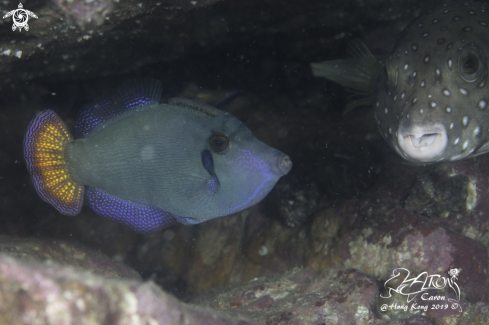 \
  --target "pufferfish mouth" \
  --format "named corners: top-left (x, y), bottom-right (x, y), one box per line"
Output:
top-left (397, 124), bottom-right (448, 162)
